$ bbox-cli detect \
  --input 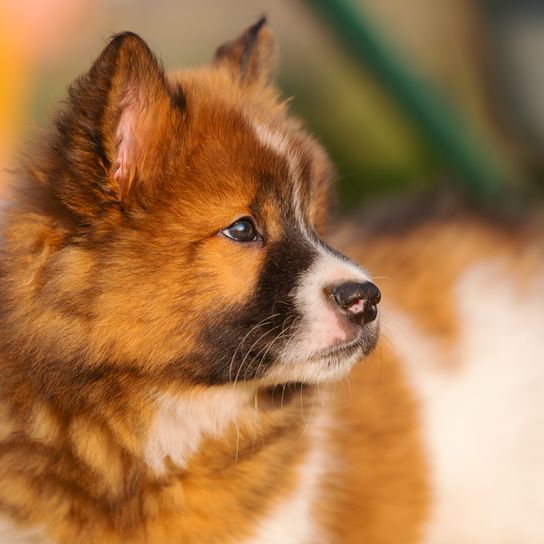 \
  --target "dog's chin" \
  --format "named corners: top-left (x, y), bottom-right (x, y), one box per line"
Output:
top-left (264, 326), bottom-right (379, 386)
